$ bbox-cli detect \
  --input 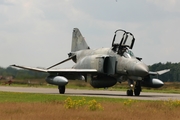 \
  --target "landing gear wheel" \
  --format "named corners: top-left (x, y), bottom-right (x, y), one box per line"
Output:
top-left (134, 88), bottom-right (140, 96)
top-left (127, 90), bottom-right (133, 96)
top-left (134, 81), bottom-right (141, 96)
top-left (58, 86), bottom-right (65, 94)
